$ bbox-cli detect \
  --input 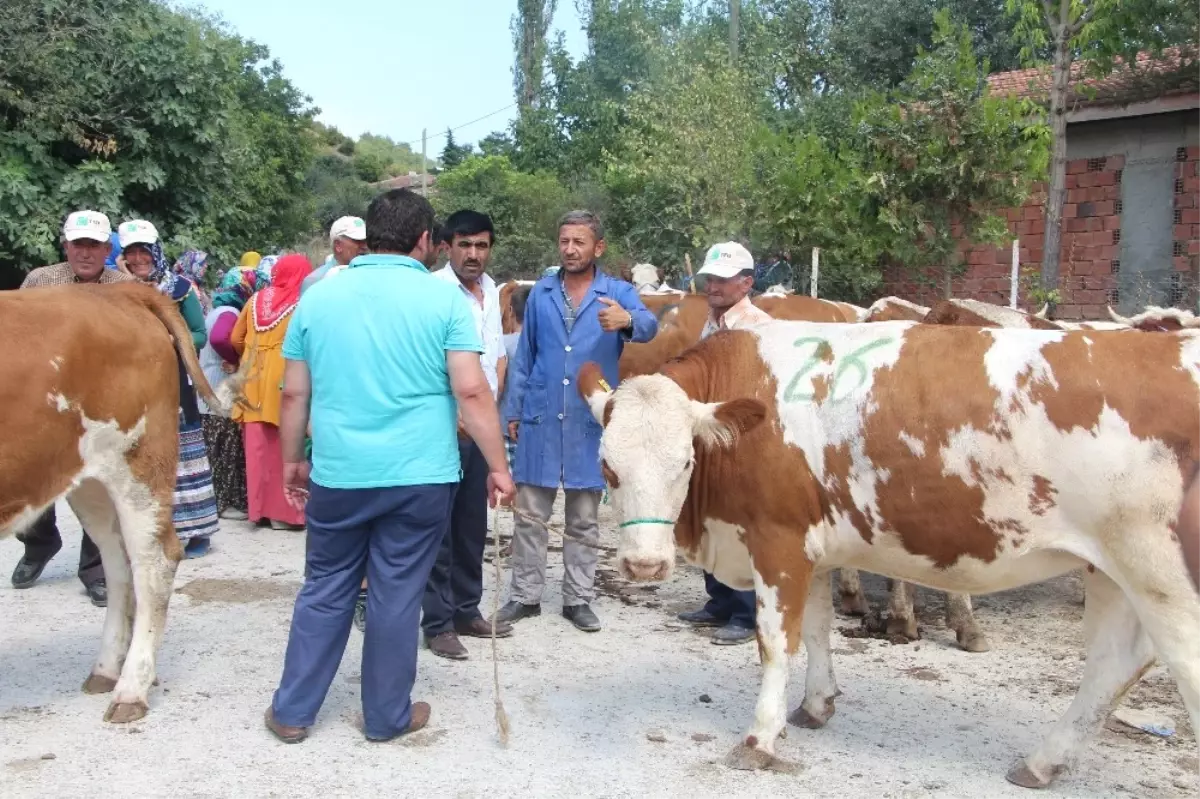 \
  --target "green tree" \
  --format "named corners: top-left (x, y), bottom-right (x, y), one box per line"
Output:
top-left (512, 0), bottom-right (559, 109)
top-left (440, 129), bottom-right (474, 171)
top-left (602, 57), bottom-right (762, 272)
top-left (432, 155), bottom-right (575, 279)
top-left (479, 131), bottom-right (516, 158)
top-left (0, 0), bottom-right (316, 282)
top-left (856, 11), bottom-right (1049, 296)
